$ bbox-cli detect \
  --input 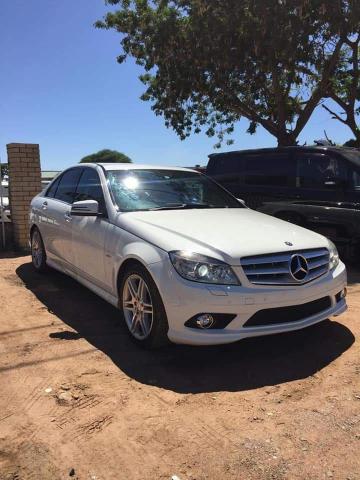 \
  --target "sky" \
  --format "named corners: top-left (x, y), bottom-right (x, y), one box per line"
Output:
top-left (0, 0), bottom-right (355, 171)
